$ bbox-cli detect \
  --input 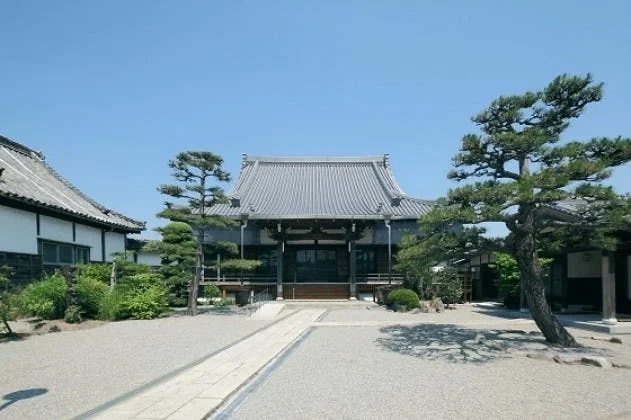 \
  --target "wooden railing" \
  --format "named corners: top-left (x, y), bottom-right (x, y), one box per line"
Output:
top-left (356, 273), bottom-right (405, 283)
